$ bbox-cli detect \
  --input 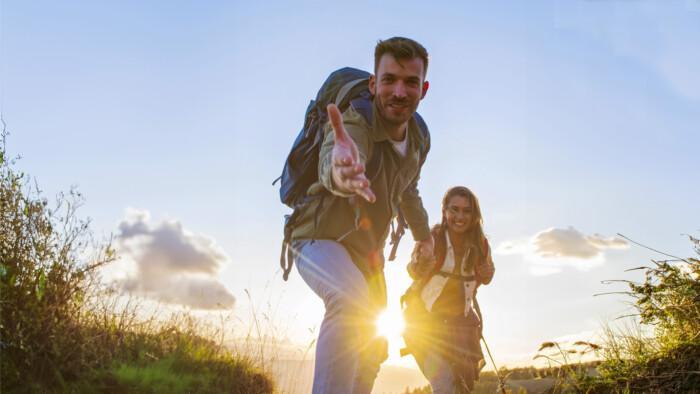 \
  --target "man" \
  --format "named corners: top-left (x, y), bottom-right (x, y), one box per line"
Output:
top-left (291, 37), bottom-right (434, 394)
